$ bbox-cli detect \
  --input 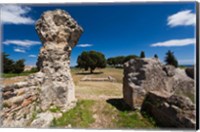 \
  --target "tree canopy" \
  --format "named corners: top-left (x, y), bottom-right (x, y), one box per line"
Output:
top-left (107, 55), bottom-right (138, 67)
top-left (77, 51), bottom-right (106, 73)
top-left (13, 59), bottom-right (25, 74)
top-left (154, 54), bottom-right (158, 59)
top-left (3, 52), bottom-right (14, 73)
top-left (3, 52), bottom-right (25, 74)
top-left (164, 50), bottom-right (178, 67)
top-left (140, 51), bottom-right (145, 58)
